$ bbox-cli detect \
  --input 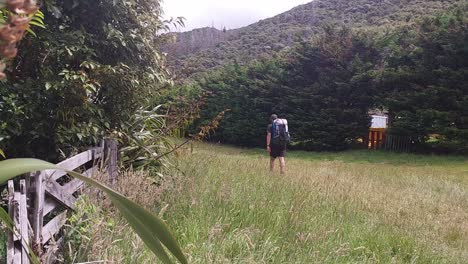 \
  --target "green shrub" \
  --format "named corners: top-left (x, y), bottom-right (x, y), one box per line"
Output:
top-left (0, 0), bottom-right (178, 162)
